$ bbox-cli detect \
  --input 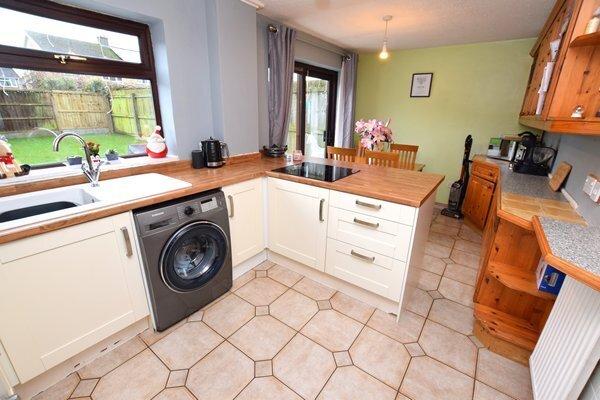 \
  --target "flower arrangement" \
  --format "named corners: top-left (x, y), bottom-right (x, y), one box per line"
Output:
top-left (355, 119), bottom-right (393, 151)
